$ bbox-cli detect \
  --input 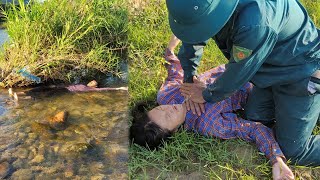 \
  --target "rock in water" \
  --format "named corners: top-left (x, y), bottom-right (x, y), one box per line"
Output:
top-left (49, 111), bottom-right (69, 130)
top-left (30, 154), bottom-right (45, 164)
top-left (0, 162), bottom-right (10, 179)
